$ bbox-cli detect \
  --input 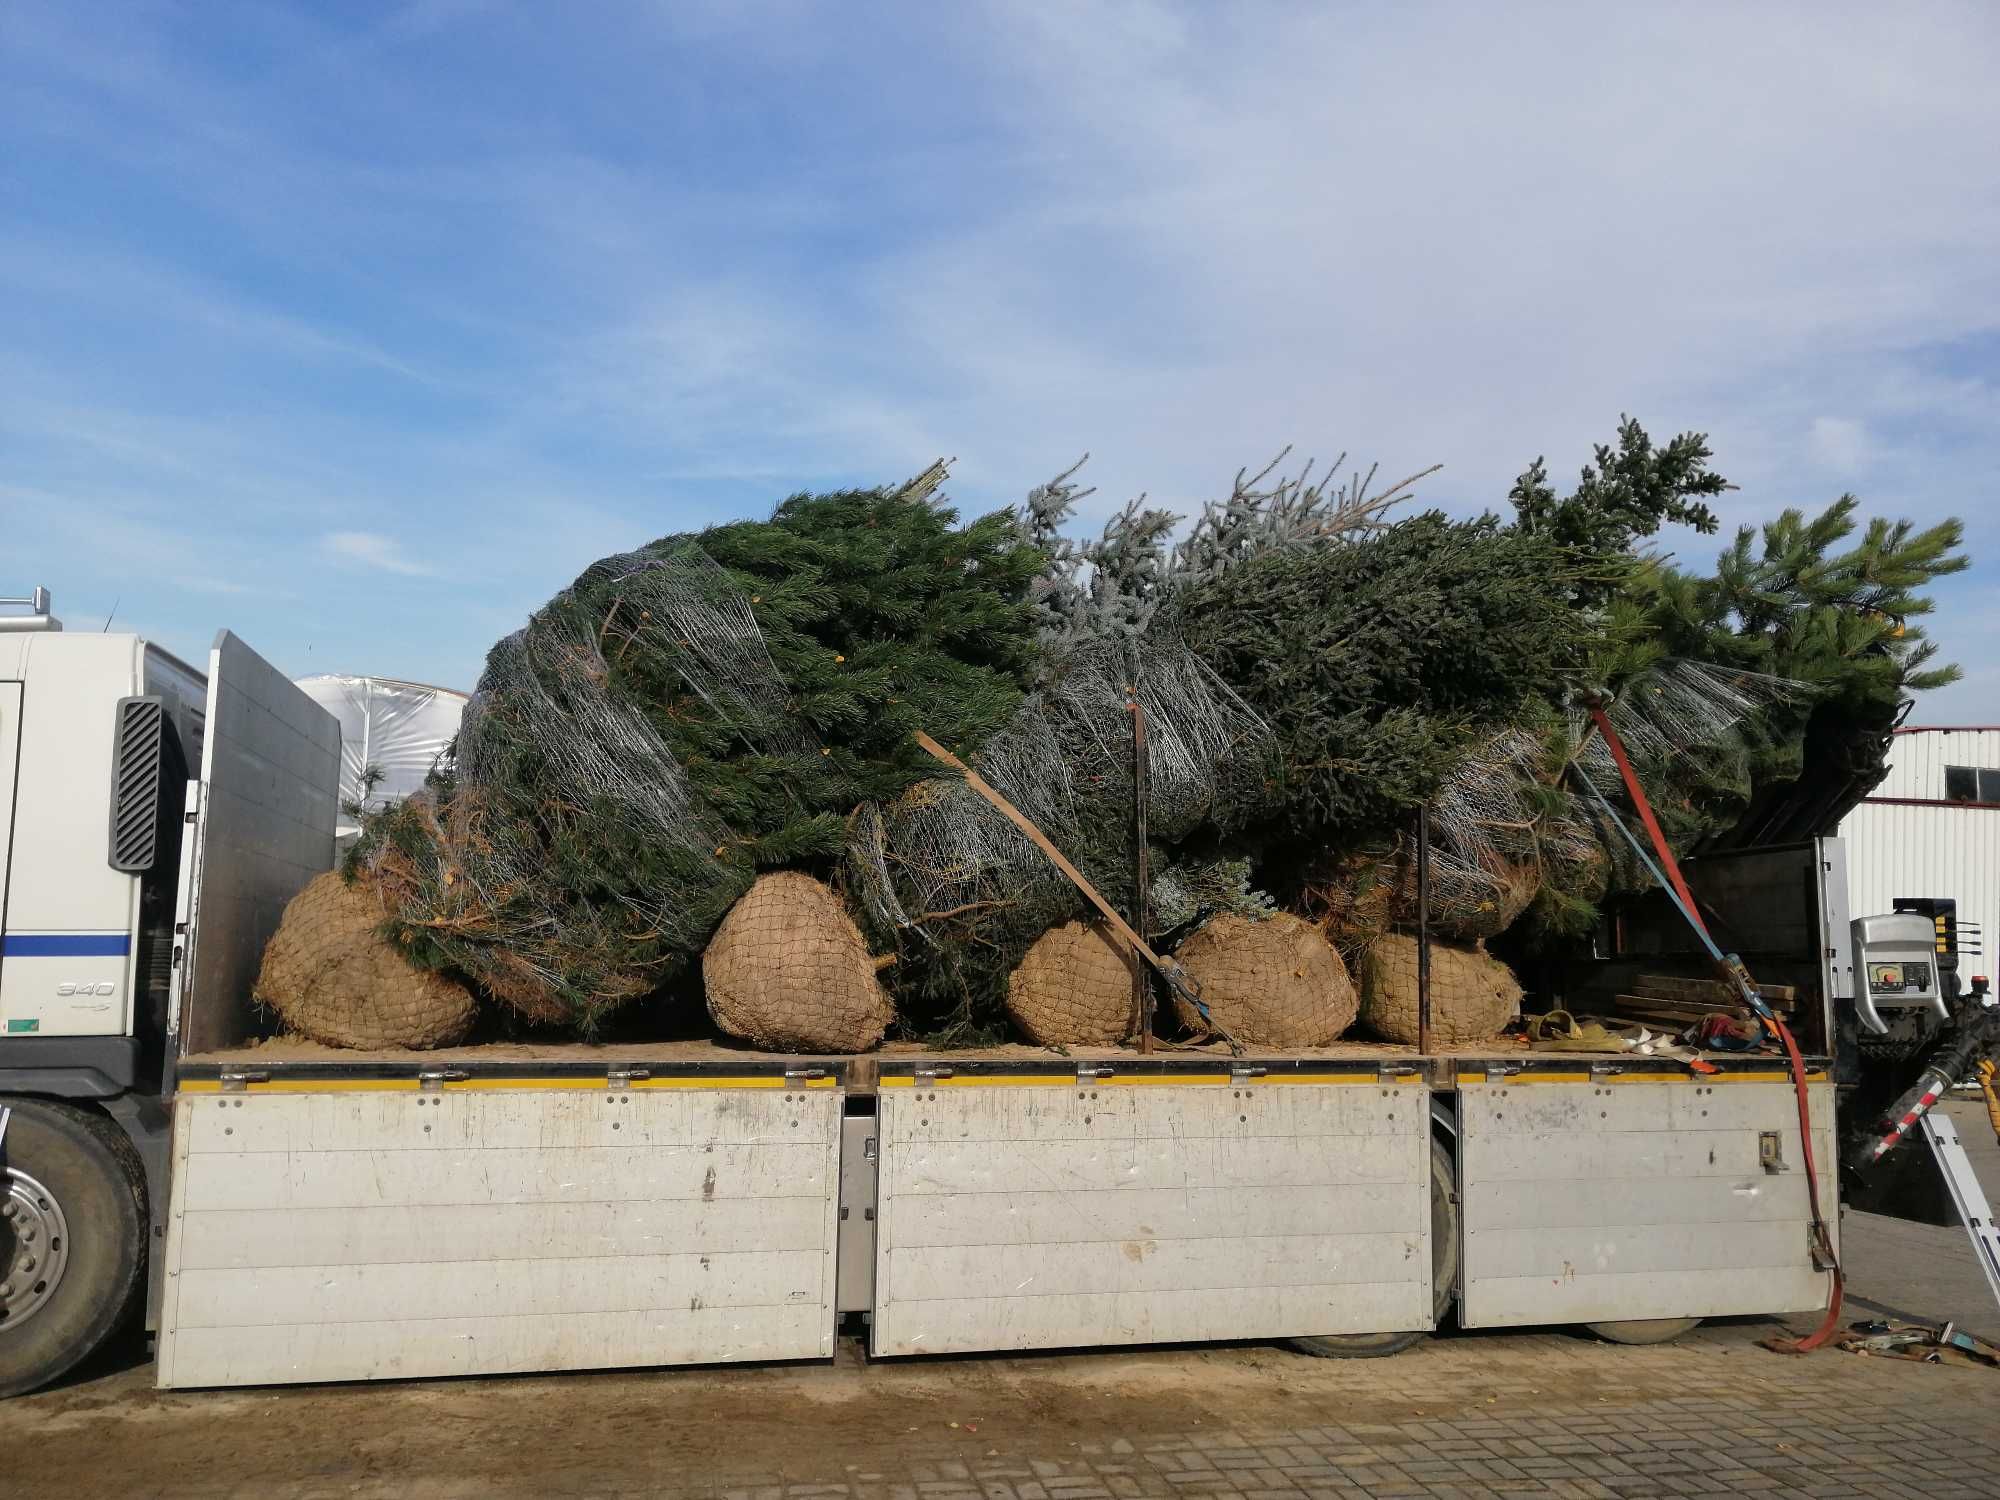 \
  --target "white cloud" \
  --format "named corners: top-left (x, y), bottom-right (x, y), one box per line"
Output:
top-left (5, 0), bottom-right (1997, 705)
top-left (1809, 417), bottom-right (1872, 475)
top-left (322, 531), bottom-right (435, 577)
